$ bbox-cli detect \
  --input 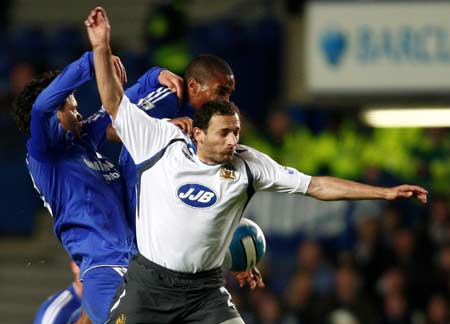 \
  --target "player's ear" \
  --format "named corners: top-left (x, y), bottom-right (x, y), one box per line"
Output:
top-left (56, 108), bottom-right (66, 124)
top-left (187, 78), bottom-right (199, 95)
top-left (192, 127), bottom-right (204, 143)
